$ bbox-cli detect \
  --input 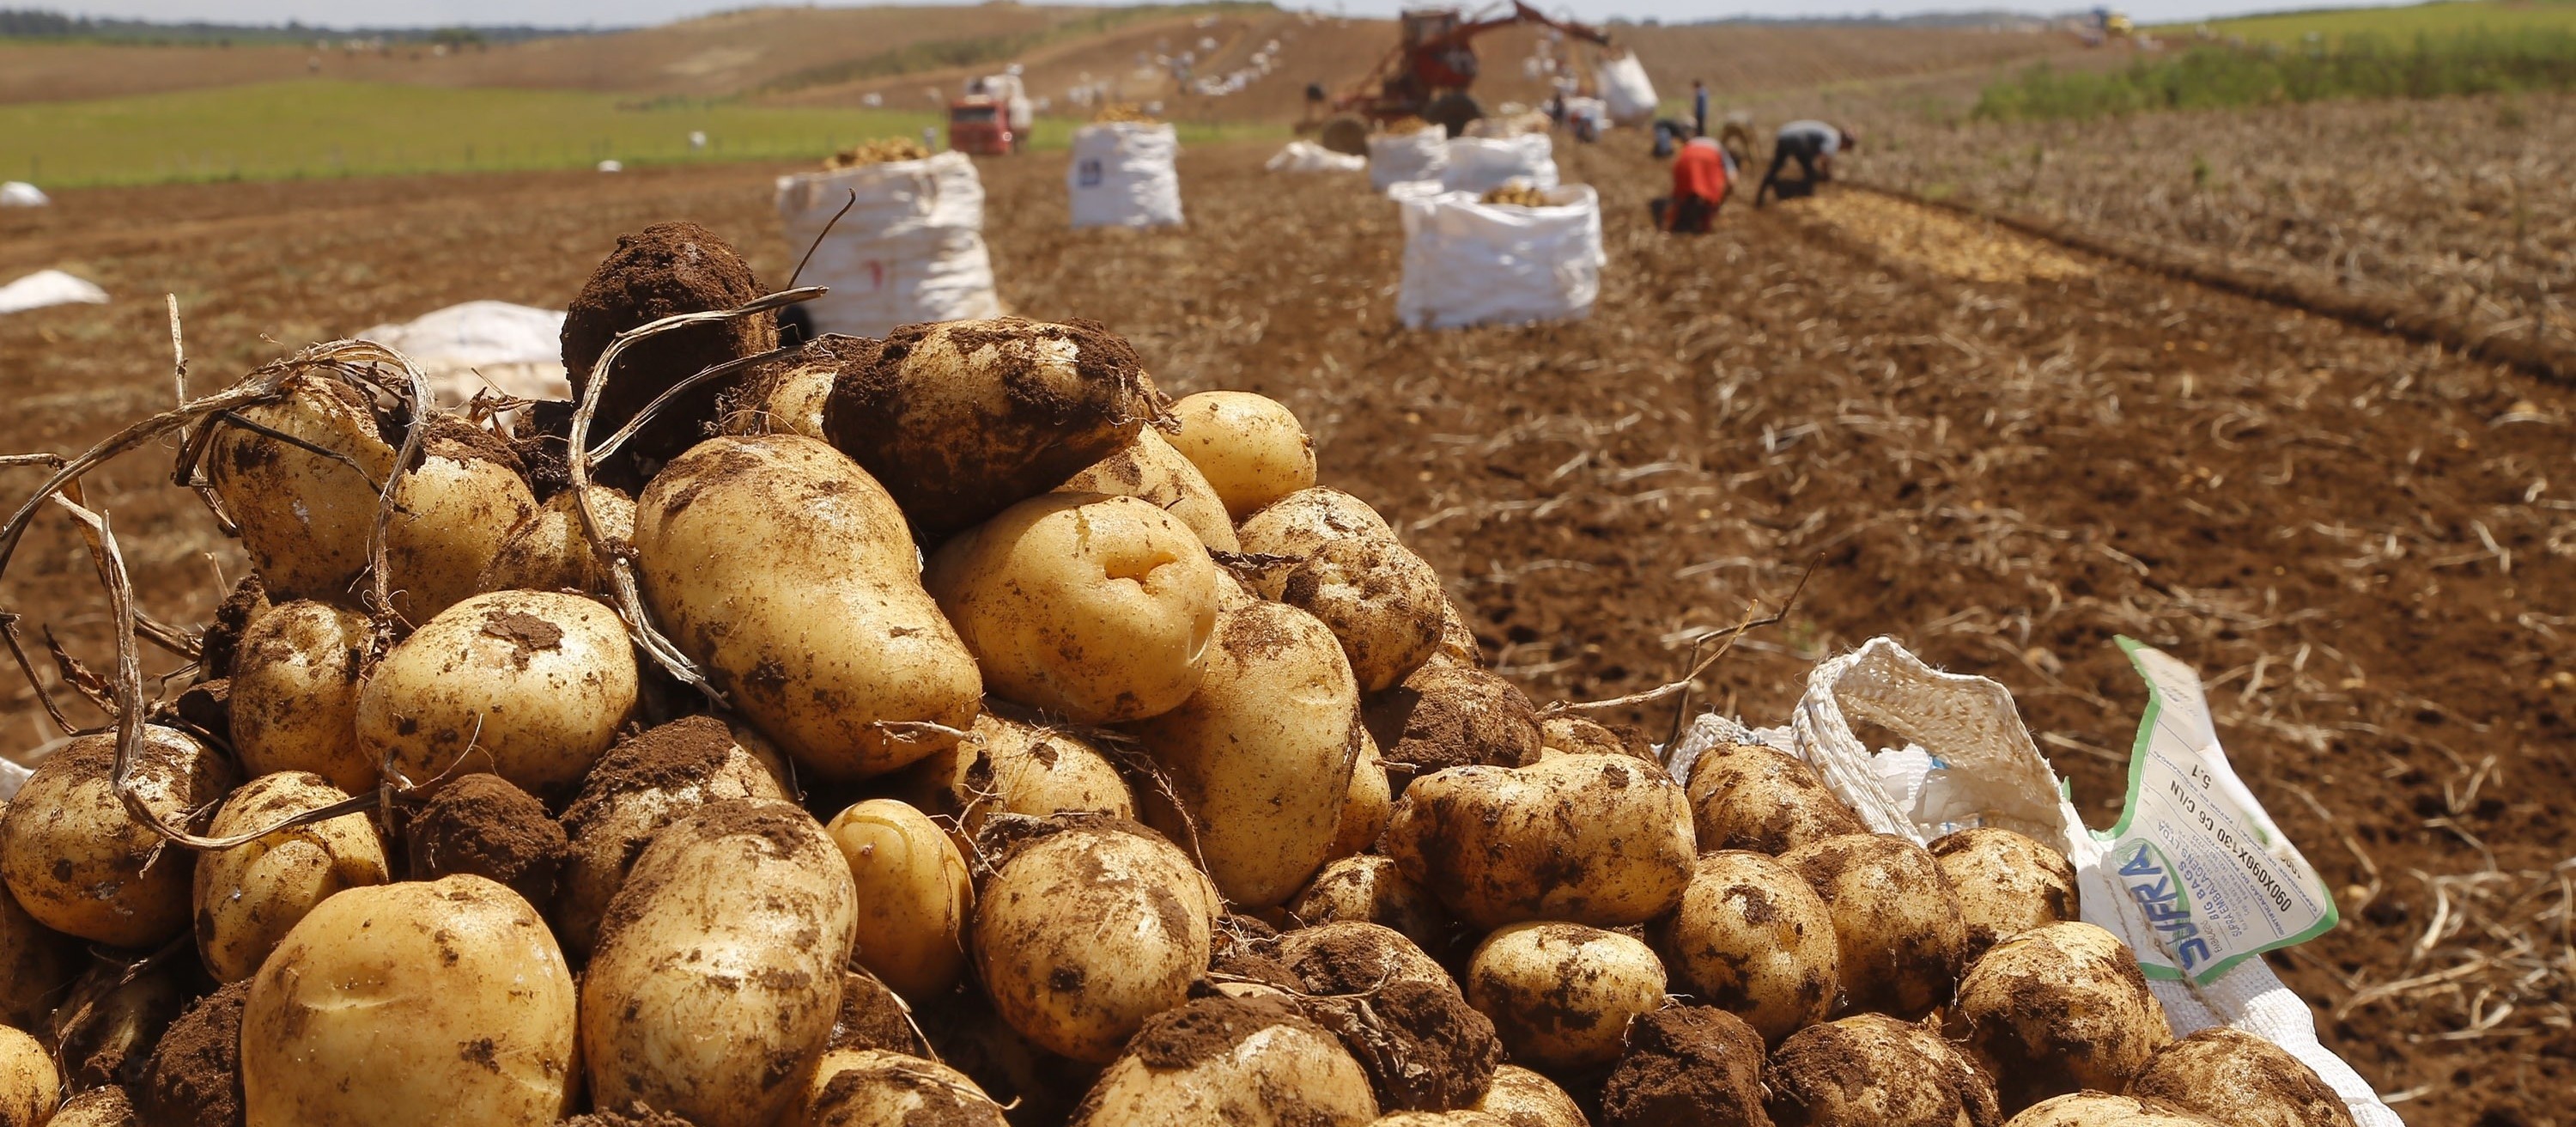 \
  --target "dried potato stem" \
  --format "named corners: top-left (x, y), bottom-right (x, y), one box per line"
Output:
top-left (1545, 557), bottom-right (1816, 719)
